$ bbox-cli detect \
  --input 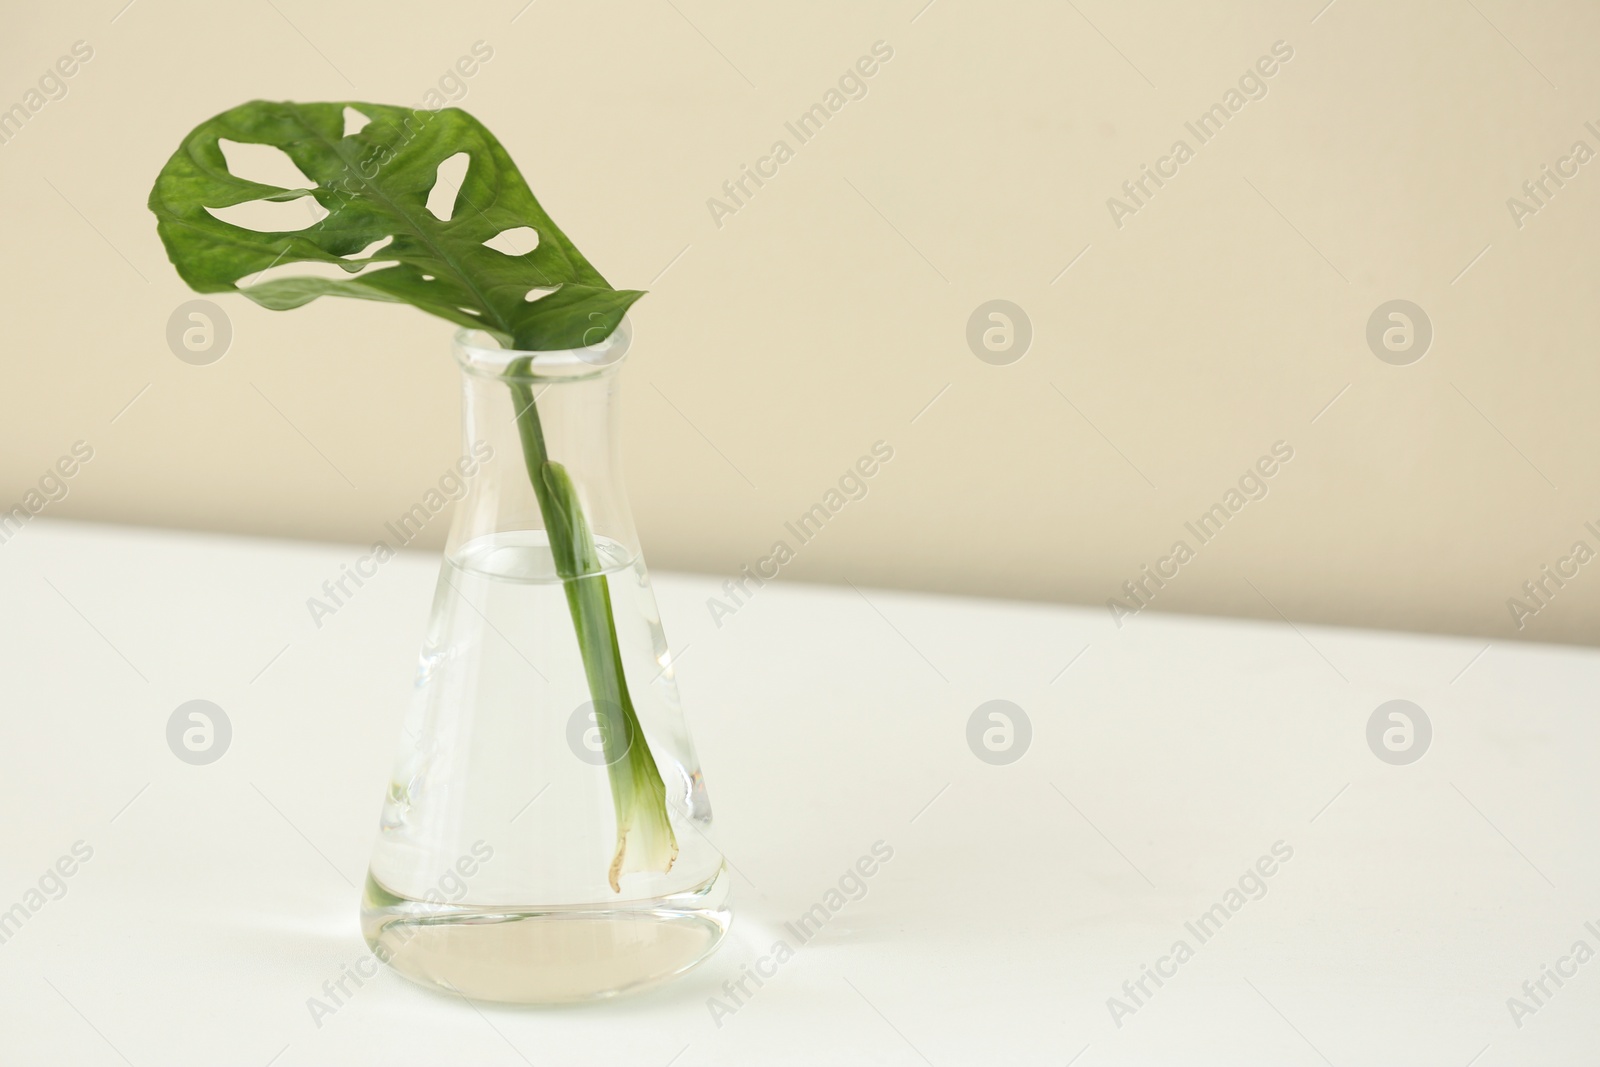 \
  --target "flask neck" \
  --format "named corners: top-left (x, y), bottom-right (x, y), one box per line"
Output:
top-left (445, 328), bottom-right (638, 564)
